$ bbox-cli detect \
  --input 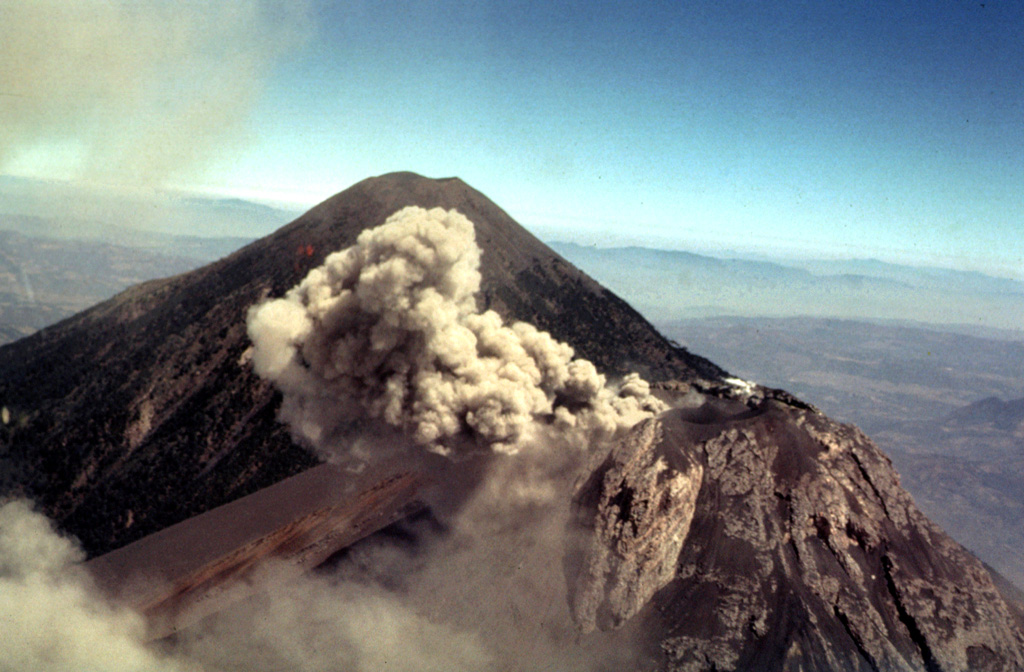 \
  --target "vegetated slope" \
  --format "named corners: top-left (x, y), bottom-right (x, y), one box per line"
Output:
top-left (0, 171), bottom-right (722, 557)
